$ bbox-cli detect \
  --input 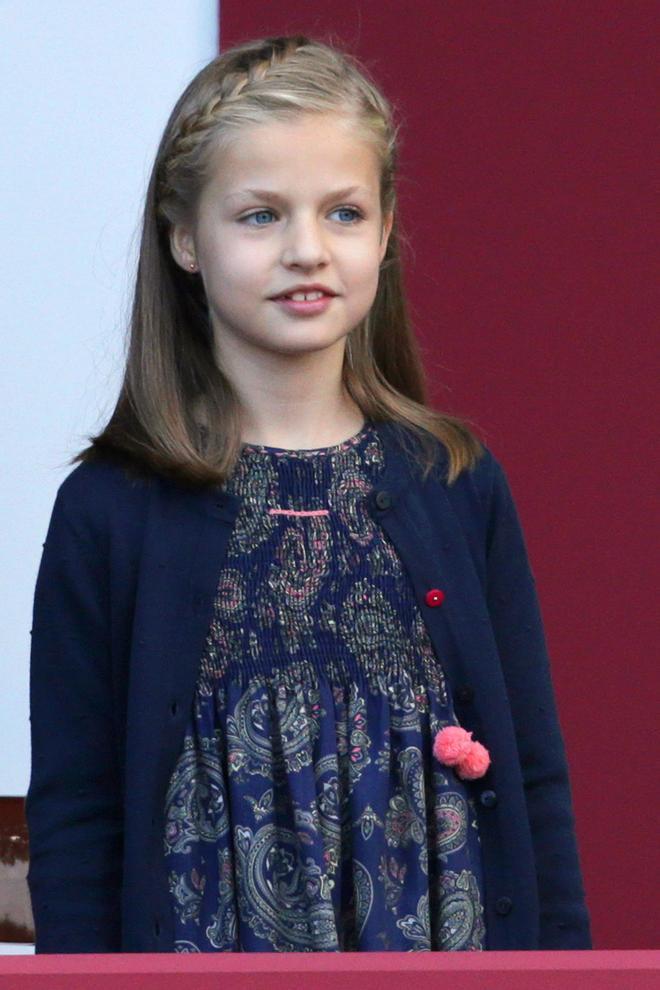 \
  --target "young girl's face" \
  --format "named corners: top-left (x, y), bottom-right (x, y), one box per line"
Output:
top-left (170, 112), bottom-right (393, 369)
